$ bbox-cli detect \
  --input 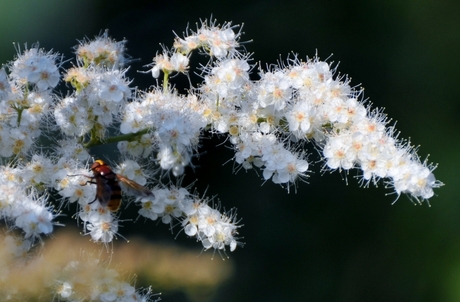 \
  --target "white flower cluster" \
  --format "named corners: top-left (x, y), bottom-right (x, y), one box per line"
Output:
top-left (173, 19), bottom-right (241, 58)
top-left (75, 30), bottom-right (128, 69)
top-left (146, 20), bottom-right (441, 202)
top-left (0, 31), bottom-right (241, 256)
top-left (197, 54), bottom-right (441, 200)
top-left (0, 234), bottom-right (157, 301)
top-left (138, 185), bottom-right (241, 252)
top-left (54, 159), bottom-right (137, 244)
top-left (54, 66), bottom-right (131, 139)
top-left (0, 18), bottom-right (442, 261)
top-left (0, 46), bottom-right (60, 241)
top-left (0, 46), bottom-right (59, 157)
top-left (0, 16), bottom-right (445, 302)
top-left (55, 257), bottom-right (154, 302)
top-left (118, 90), bottom-right (207, 176)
